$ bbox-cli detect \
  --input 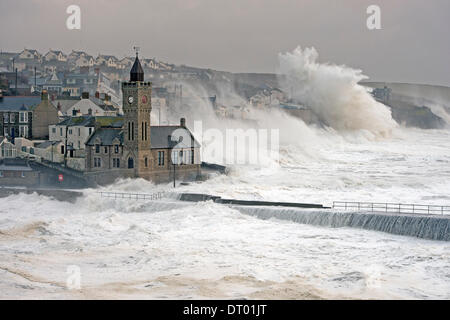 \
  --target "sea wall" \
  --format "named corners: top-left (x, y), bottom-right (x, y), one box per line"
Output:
top-left (0, 187), bottom-right (83, 203)
top-left (234, 206), bottom-right (450, 241)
